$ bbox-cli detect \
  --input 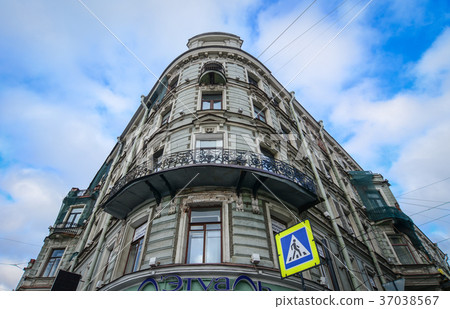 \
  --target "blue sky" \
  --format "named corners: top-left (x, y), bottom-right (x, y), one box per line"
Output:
top-left (1, 0), bottom-right (450, 291)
